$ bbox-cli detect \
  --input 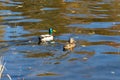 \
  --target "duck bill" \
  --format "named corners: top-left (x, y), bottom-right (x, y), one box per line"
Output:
top-left (53, 30), bottom-right (56, 32)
